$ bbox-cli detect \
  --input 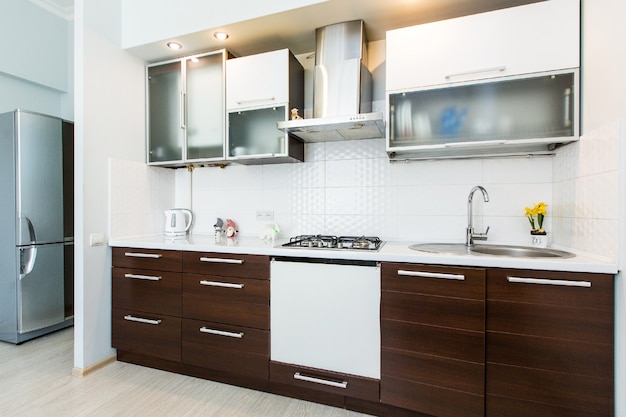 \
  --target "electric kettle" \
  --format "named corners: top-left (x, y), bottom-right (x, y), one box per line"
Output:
top-left (164, 209), bottom-right (193, 236)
